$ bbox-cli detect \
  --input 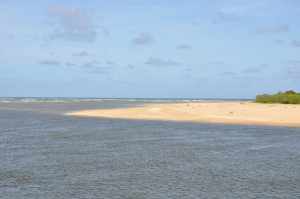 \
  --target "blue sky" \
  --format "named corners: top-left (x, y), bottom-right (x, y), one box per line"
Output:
top-left (0, 0), bottom-right (300, 98)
